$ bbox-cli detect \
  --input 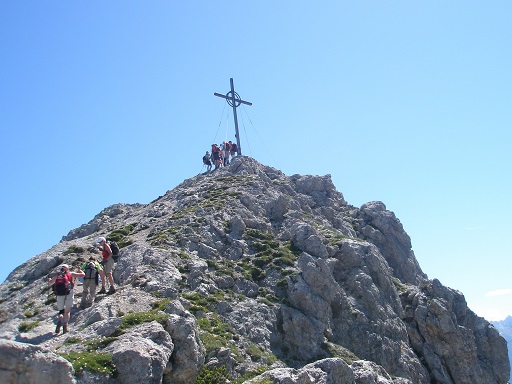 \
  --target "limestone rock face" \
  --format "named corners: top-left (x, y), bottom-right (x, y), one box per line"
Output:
top-left (0, 339), bottom-right (76, 384)
top-left (0, 157), bottom-right (508, 383)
